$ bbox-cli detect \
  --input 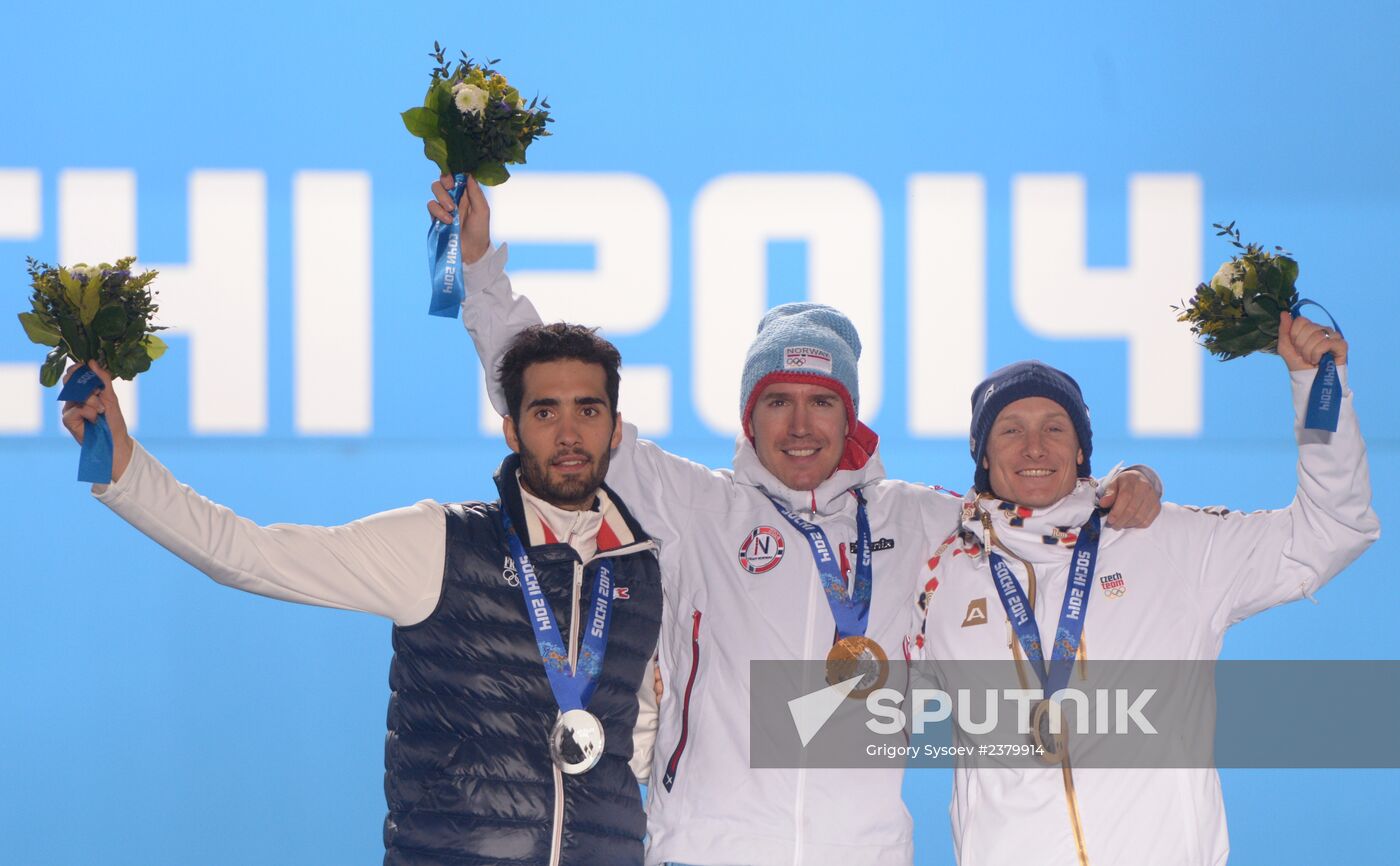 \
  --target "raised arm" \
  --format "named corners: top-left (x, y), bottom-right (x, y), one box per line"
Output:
top-left (430, 176), bottom-right (732, 545)
top-left (1160, 313), bottom-right (1379, 627)
top-left (63, 364), bottom-right (445, 626)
